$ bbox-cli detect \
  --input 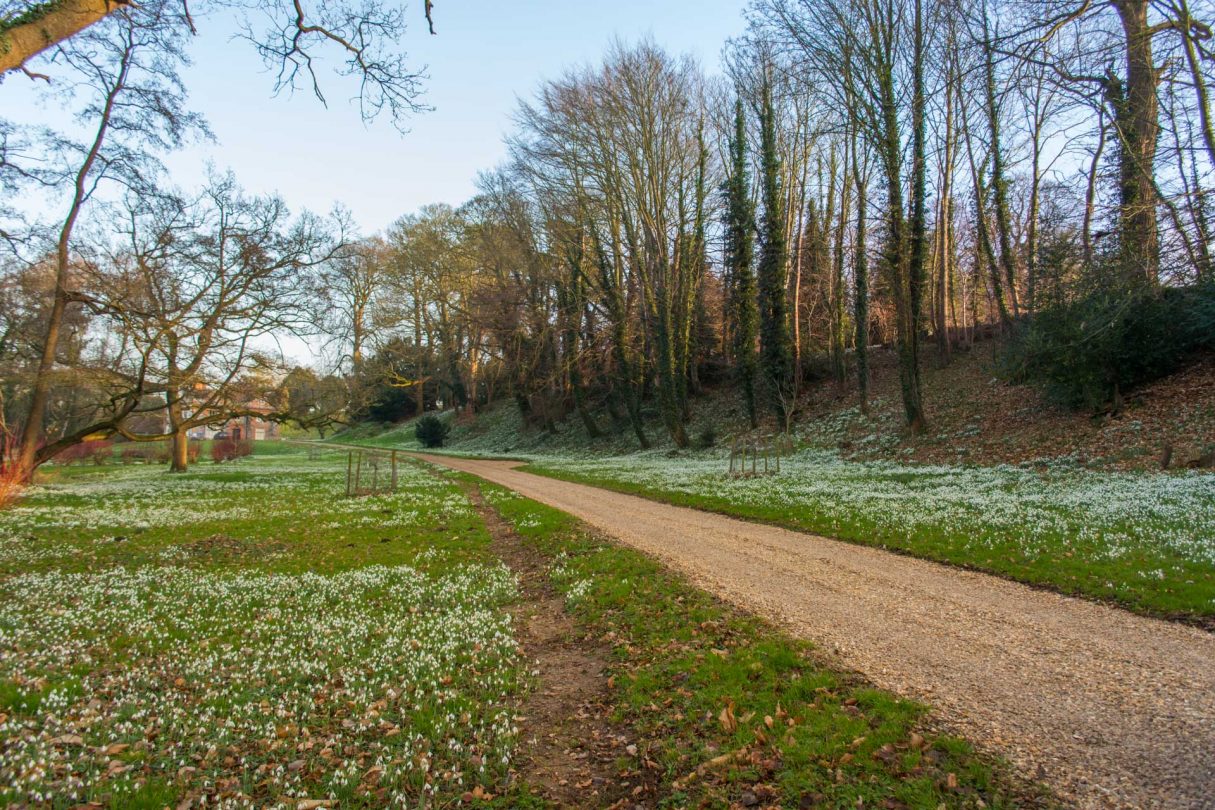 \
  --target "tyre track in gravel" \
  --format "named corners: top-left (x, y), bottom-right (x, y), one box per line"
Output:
top-left (414, 453), bottom-right (1215, 810)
